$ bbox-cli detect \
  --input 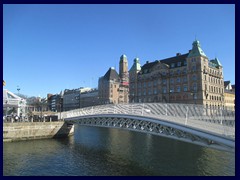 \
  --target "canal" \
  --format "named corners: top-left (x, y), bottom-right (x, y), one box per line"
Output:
top-left (3, 124), bottom-right (235, 176)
